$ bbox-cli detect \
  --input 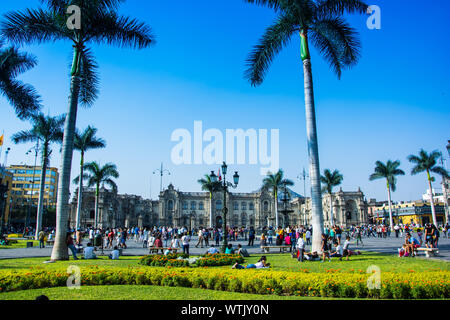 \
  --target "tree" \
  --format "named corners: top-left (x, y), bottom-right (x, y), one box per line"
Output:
top-left (198, 174), bottom-right (222, 228)
top-left (0, 42), bottom-right (41, 119)
top-left (262, 169), bottom-right (294, 228)
top-left (408, 150), bottom-right (450, 226)
top-left (369, 160), bottom-right (405, 231)
top-left (245, 0), bottom-right (367, 252)
top-left (1, 0), bottom-right (155, 260)
top-left (75, 162), bottom-right (118, 229)
top-left (73, 126), bottom-right (106, 230)
top-left (320, 169), bottom-right (343, 226)
top-left (12, 113), bottom-right (64, 240)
